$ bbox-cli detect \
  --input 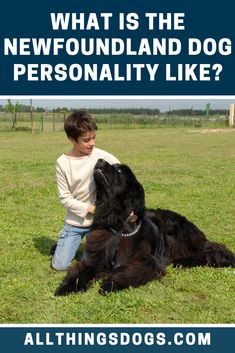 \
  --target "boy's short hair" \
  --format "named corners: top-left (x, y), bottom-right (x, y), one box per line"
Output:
top-left (64, 110), bottom-right (97, 140)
